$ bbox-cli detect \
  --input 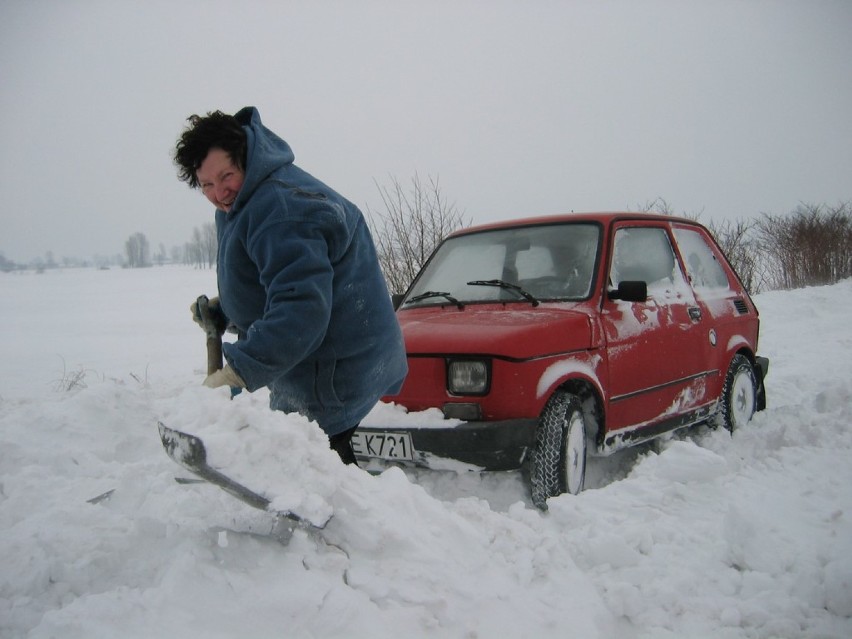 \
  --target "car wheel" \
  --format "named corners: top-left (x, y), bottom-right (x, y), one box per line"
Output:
top-left (530, 391), bottom-right (587, 509)
top-left (716, 354), bottom-right (757, 433)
